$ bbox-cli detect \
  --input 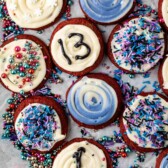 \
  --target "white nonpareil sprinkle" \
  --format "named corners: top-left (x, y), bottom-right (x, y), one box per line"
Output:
top-left (34, 8), bottom-right (43, 16)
